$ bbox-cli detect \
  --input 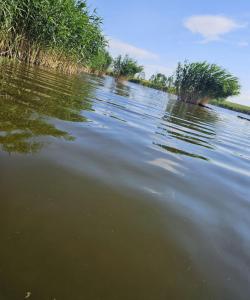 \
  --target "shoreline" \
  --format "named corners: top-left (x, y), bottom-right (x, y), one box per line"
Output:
top-left (2, 56), bottom-right (250, 116)
top-left (209, 100), bottom-right (250, 115)
top-left (129, 78), bottom-right (250, 116)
